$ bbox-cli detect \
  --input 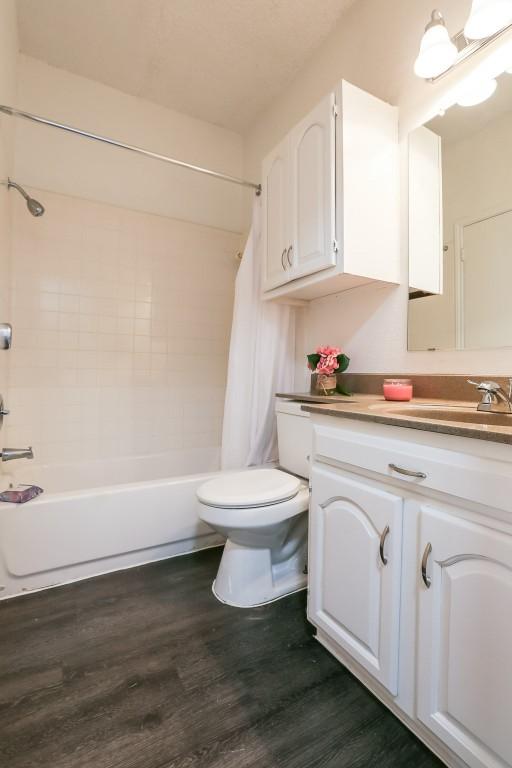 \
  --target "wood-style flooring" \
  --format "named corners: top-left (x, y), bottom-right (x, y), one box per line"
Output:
top-left (0, 546), bottom-right (443, 768)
